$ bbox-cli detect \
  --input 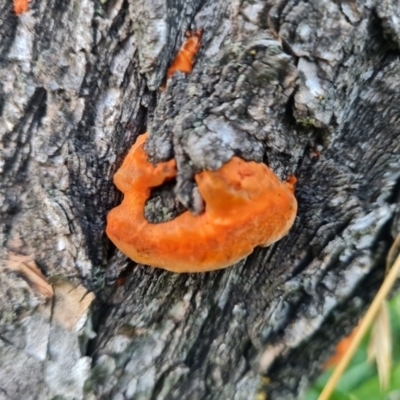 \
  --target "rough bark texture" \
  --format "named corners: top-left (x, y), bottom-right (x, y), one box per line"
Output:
top-left (1, 0), bottom-right (400, 399)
